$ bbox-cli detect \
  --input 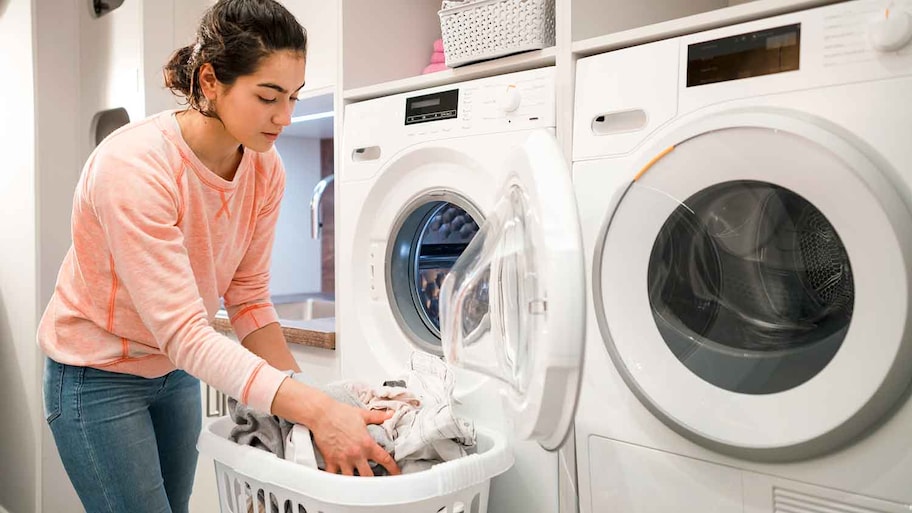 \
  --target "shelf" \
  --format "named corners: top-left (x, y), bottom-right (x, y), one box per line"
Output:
top-left (342, 47), bottom-right (557, 103)
top-left (572, 0), bottom-right (842, 57)
top-left (293, 85), bottom-right (334, 114)
top-left (284, 85), bottom-right (334, 138)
